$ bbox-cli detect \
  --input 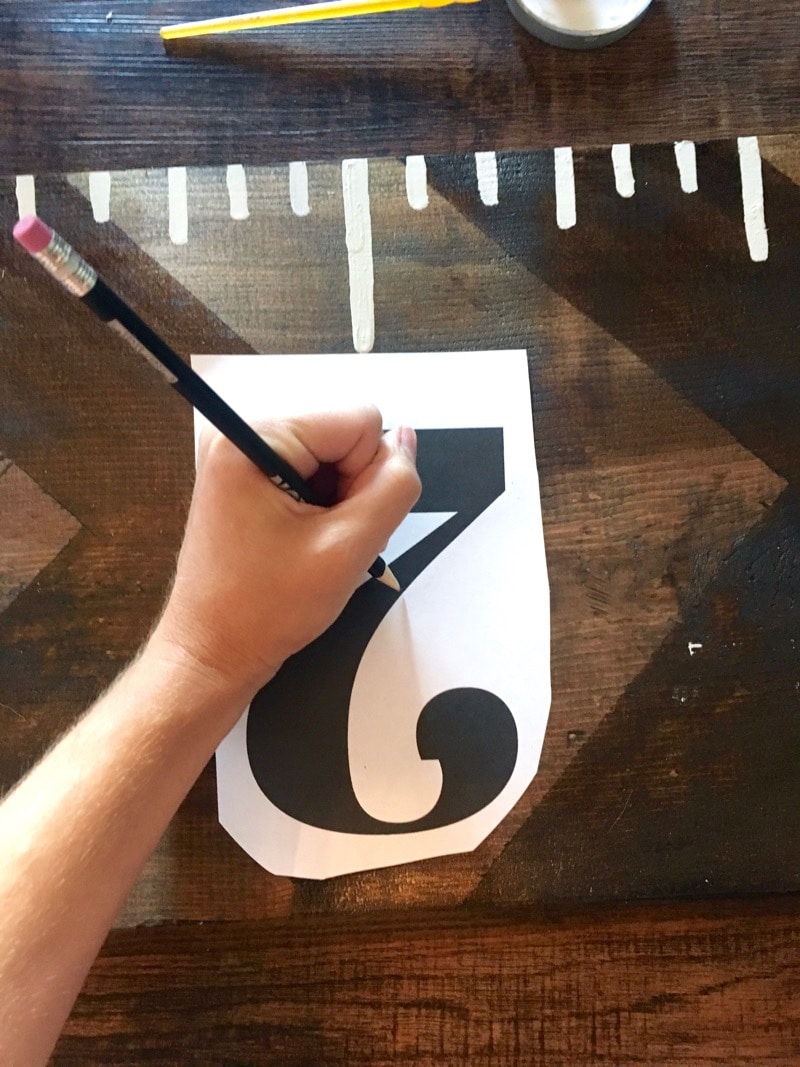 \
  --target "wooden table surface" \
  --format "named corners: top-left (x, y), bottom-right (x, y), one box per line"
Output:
top-left (2, 1), bottom-right (800, 1062)
top-left (0, 0), bottom-right (798, 171)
